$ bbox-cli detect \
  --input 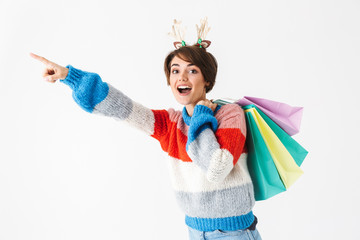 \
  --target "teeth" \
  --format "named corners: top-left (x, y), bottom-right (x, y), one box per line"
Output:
top-left (178, 86), bottom-right (191, 89)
